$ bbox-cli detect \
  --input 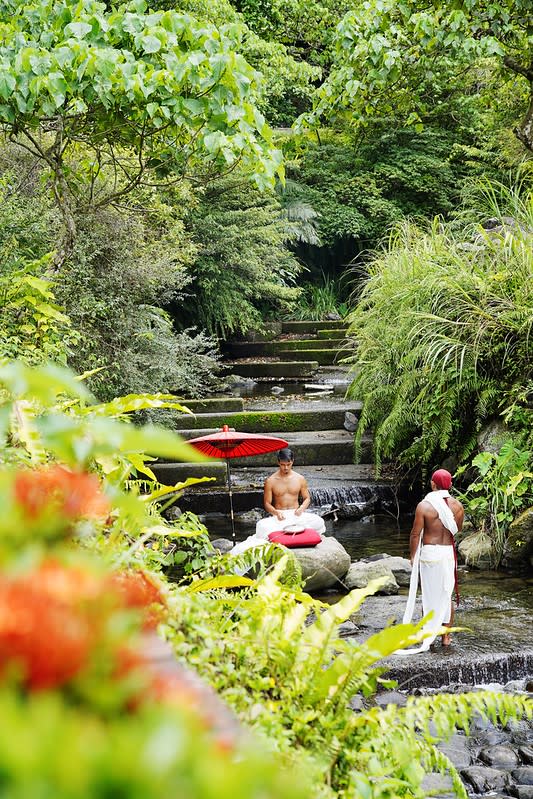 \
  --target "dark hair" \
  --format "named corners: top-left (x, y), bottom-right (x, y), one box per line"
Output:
top-left (277, 447), bottom-right (294, 462)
